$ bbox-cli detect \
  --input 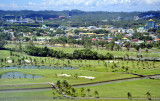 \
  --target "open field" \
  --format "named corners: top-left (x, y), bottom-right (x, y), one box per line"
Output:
top-left (0, 50), bottom-right (160, 75)
top-left (0, 45), bottom-right (160, 100)
top-left (0, 49), bottom-right (160, 89)
top-left (0, 79), bottom-right (160, 101)
top-left (0, 50), bottom-right (160, 71)
top-left (75, 79), bottom-right (160, 98)
top-left (1, 89), bottom-right (158, 101)
top-left (0, 69), bottom-right (135, 85)
top-left (5, 43), bottom-right (160, 58)
top-left (0, 90), bottom-right (55, 101)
